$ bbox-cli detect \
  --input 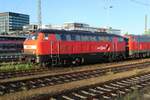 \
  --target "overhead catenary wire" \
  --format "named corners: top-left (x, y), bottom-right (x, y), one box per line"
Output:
top-left (130, 0), bottom-right (150, 6)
